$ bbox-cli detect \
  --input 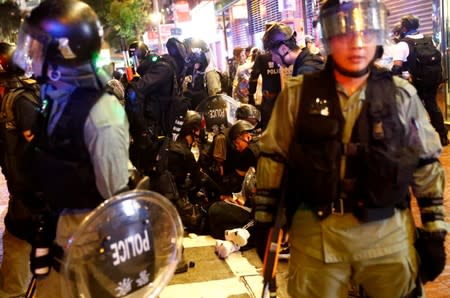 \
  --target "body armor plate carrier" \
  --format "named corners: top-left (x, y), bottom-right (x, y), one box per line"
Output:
top-left (287, 65), bottom-right (420, 222)
top-left (30, 88), bottom-right (105, 211)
